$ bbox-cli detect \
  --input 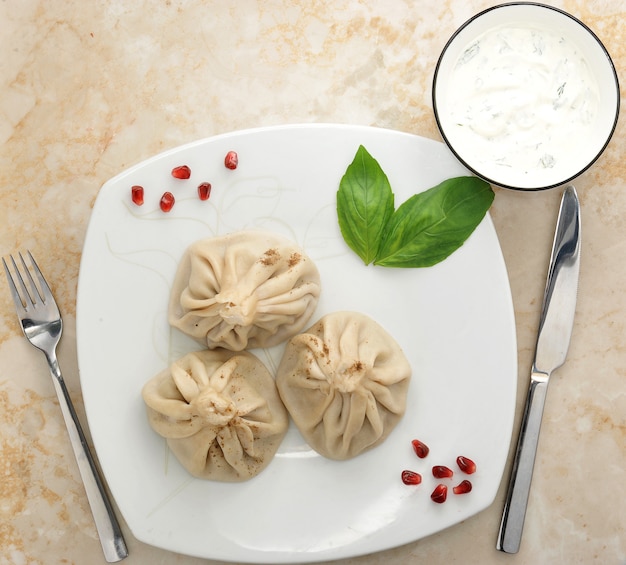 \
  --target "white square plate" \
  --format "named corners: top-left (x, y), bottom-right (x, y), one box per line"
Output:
top-left (77, 124), bottom-right (517, 563)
